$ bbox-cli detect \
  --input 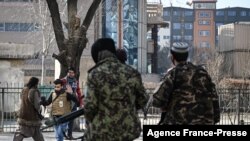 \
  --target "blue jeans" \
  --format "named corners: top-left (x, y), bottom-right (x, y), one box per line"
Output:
top-left (54, 122), bottom-right (68, 141)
